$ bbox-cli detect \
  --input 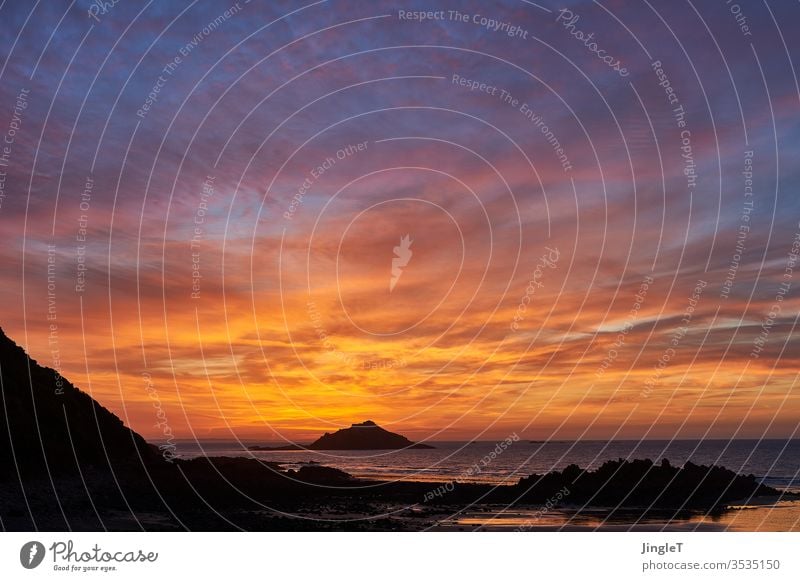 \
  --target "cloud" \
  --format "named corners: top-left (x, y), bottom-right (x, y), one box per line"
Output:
top-left (0, 0), bottom-right (798, 441)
